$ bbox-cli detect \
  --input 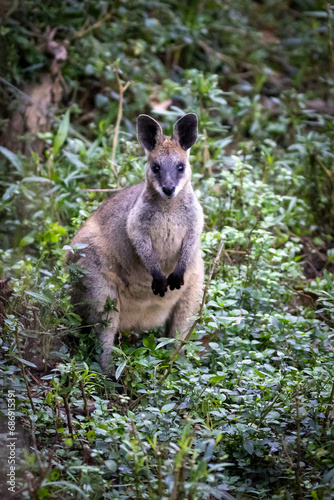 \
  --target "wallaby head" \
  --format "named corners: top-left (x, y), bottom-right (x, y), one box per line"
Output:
top-left (137, 113), bottom-right (198, 199)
